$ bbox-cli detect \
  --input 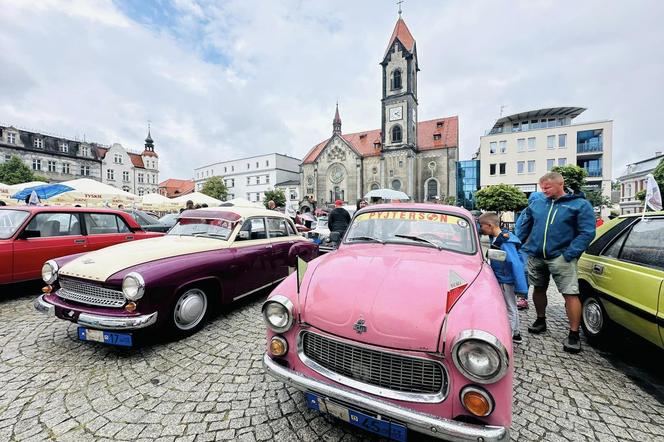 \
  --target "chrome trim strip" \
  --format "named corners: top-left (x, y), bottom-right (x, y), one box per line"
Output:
top-left (232, 278), bottom-right (283, 301)
top-left (34, 295), bottom-right (55, 317)
top-left (263, 354), bottom-right (509, 442)
top-left (297, 330), bottom-right (449, 403)
top-left (262, 295), bottom-right (294, 333)
top-left (451, 330), bottom-right (509, 384)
